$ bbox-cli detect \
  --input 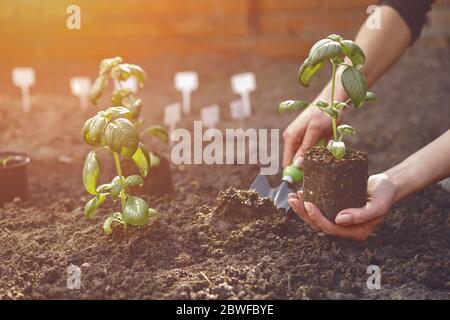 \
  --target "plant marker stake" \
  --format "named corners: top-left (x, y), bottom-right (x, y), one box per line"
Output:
top-left (164, 102), bottom-right (181, 144)
top-left (12, 67), bottom-right (35, 113)
top-left (114, 77), bottom-right (138, 93)
top-left (229, 99), bottom-right (247, 127)
top-left (70, 77), bottom-right (92, 110)
top-left (201, 104), bottom-right (220, 129)
top-left (231, 72), bottom-right (256, 118)
top-left (175, 71), bottom-right (198, 115)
